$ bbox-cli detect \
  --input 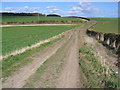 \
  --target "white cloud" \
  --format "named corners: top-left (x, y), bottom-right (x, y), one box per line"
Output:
top-left (68, 10), bottom-right (79, 14)
top-left (46, 6), bottom-right (56, 9)
top-left (46, 6), bottom-right (59, 14)
top-left (3, 6), bottom-right (41, 13)
top-left (4, 7), bottom-right (15, 11)
top-left (71, 6), bottom-right (82, 11)
top-left (24, 6), bottom-right (29, 9)
top-left (79, 2), bottom-right (102, 16)
top-left (67, 2), bottom-right (102, 17)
